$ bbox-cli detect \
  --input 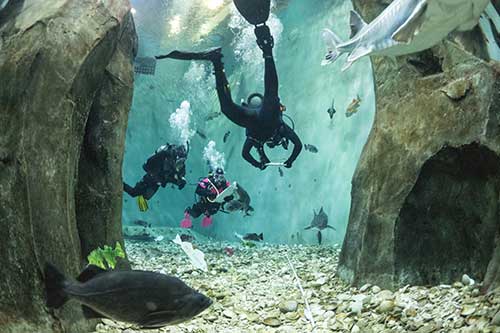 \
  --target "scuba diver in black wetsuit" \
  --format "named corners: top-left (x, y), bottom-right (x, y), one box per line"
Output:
top-left (123, 143), bottom-right (188, 211)
top-left (155, 0), bottom-right (302, 170)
